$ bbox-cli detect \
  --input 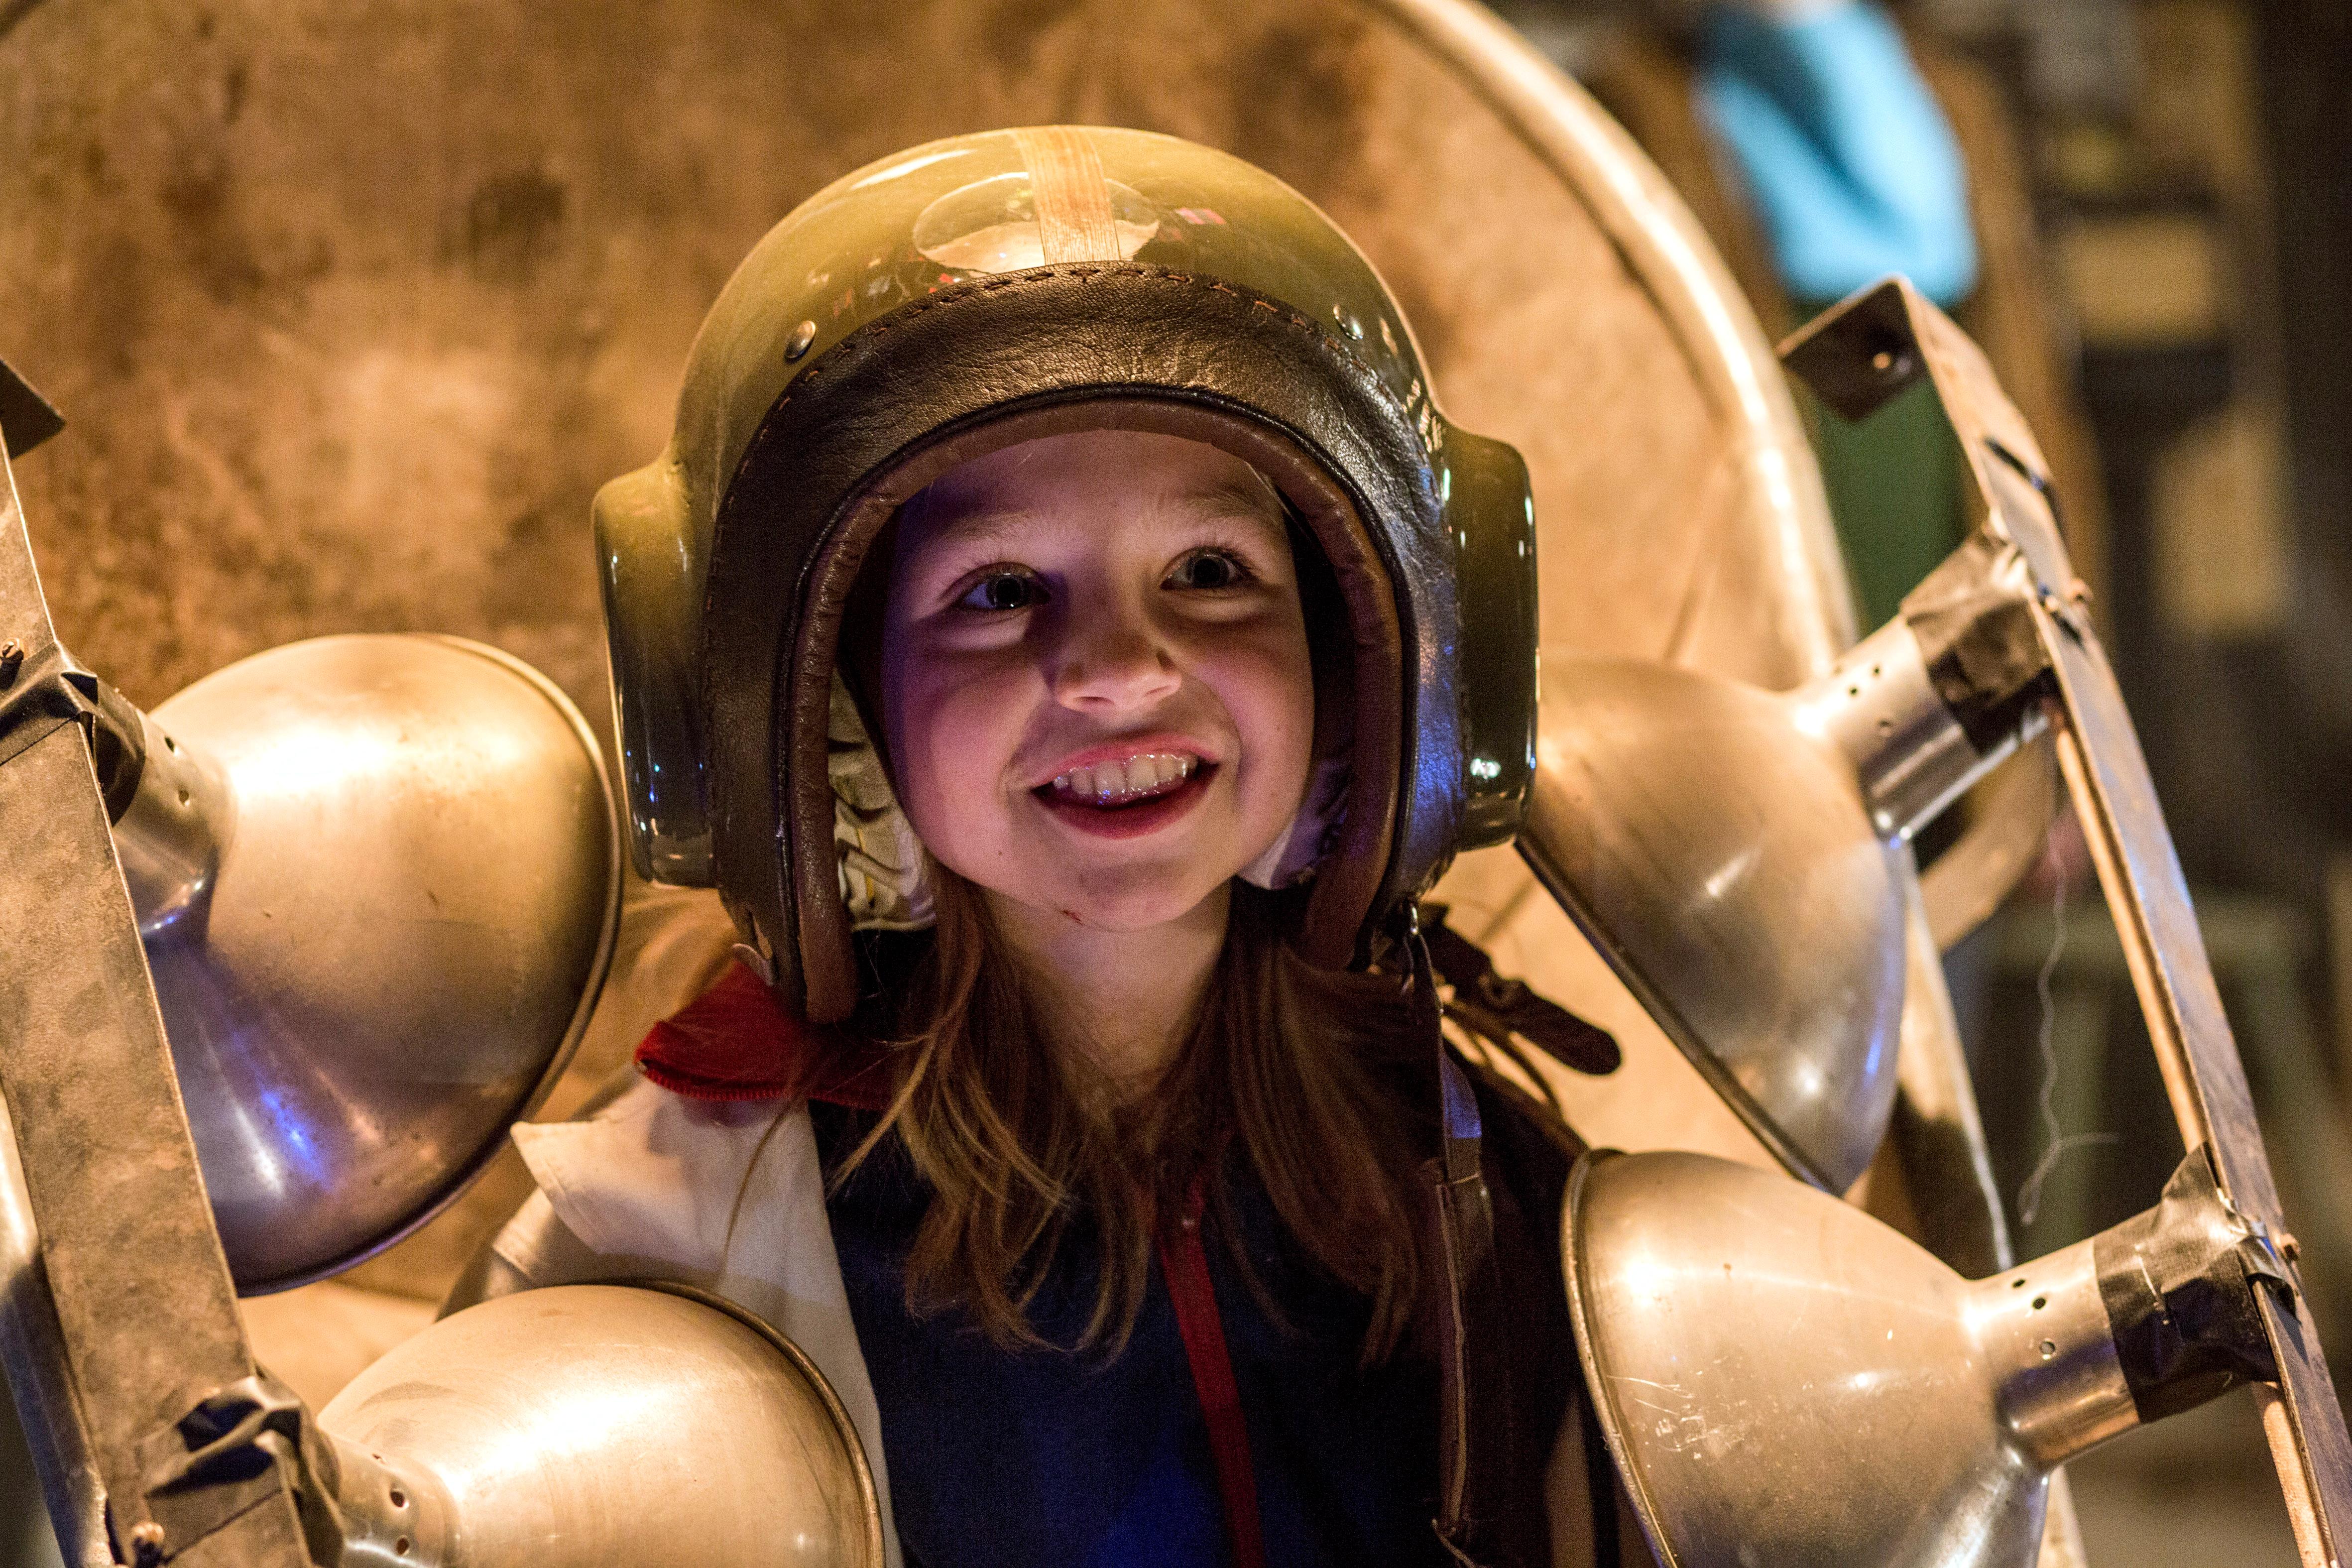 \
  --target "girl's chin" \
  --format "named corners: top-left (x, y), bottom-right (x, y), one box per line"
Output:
top-left (993, 865), bottom-right (1240, 936)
